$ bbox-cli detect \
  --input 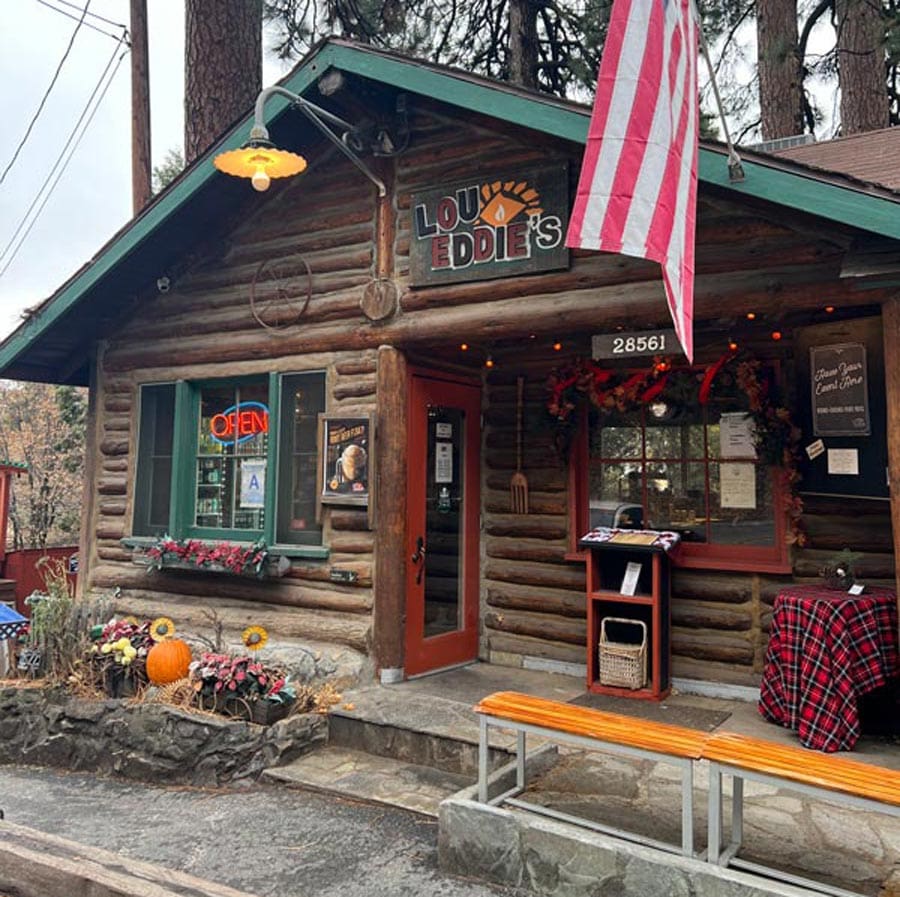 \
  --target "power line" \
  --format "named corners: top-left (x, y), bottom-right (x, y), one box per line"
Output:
top-left (49, 0), bottom-right (127, 30)
top-left (33, 0), bottom-right (129, 43)
top-left (0, 1), bottom-right (91, 187)
top-left (0, 36), bottom-right (129, 279)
